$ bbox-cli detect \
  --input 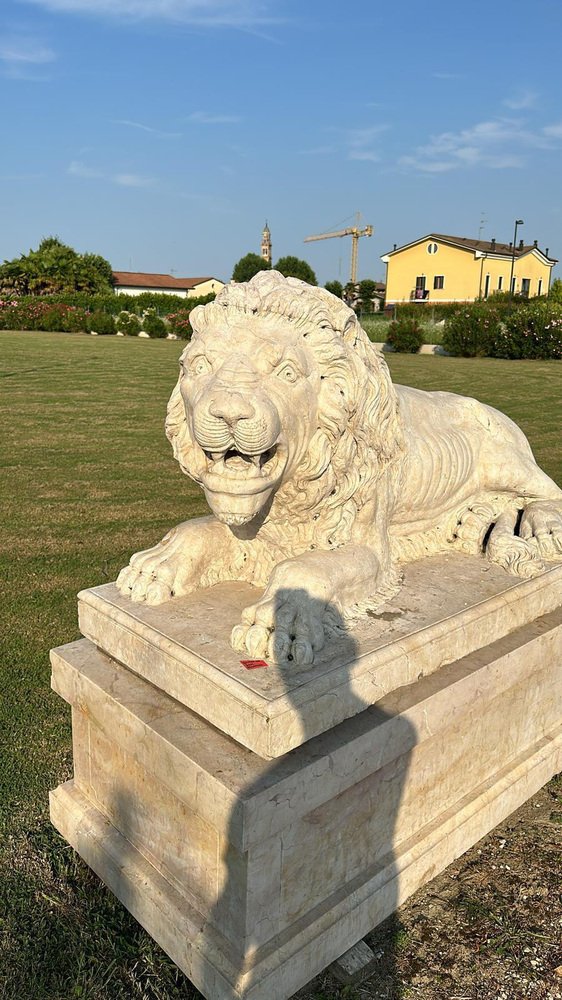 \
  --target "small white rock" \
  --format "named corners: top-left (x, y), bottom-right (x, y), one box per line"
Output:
top-left (138, 331), bottom-right (150, 338)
